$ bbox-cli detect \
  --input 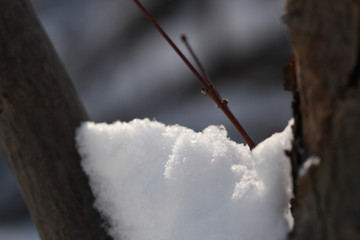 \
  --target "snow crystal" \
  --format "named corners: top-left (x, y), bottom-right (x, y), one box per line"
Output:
top-left (76, 119), bottom-right (294, 240)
